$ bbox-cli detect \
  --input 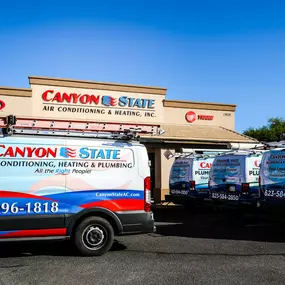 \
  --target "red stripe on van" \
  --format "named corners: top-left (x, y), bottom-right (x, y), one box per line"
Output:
top-left (0, 228), bottom-right (66, 238)
top-left (81, 199), bottom-right (144, 211)
top-left (0, 191), bottom-right (53, 200)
